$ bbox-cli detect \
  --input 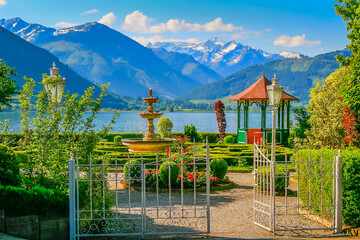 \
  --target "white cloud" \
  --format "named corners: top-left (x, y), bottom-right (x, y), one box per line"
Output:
top-left (0, 0), bottom-right (7, 7)
top-left (232, 30), bottom-right (261, 39)
top-left (264, 28), bottom-right (273, 32)
top-left (98, 12), bottom-right (117, 28)
top-left (131, 35), bottom-right (200, 46)
top-left (80, 9), bottom-right (99, 15)
top-left (55, 22), bottom-right (79, 28)
top-left (273, 34), bottom-right (321, 47)
top-left (121, 10), bottom-right (243, 33)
